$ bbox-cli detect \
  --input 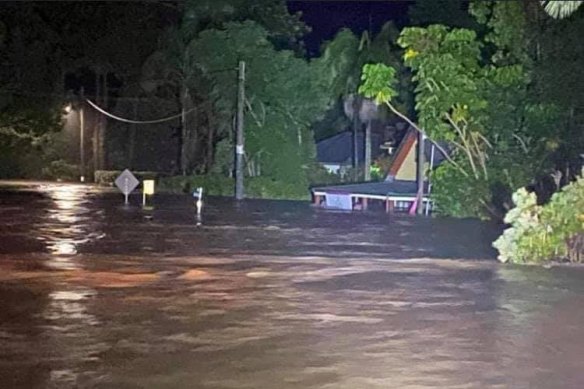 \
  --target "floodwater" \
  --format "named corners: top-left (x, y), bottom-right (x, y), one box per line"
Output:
top-left (0, 182), bottom-right (583, 389)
